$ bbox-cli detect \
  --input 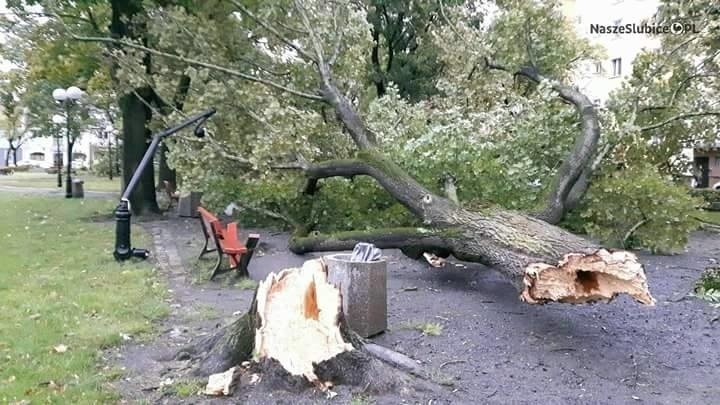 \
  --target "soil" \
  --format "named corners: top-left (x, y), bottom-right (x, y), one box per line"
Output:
top-left (108, 215), bottom-right (720, 405)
